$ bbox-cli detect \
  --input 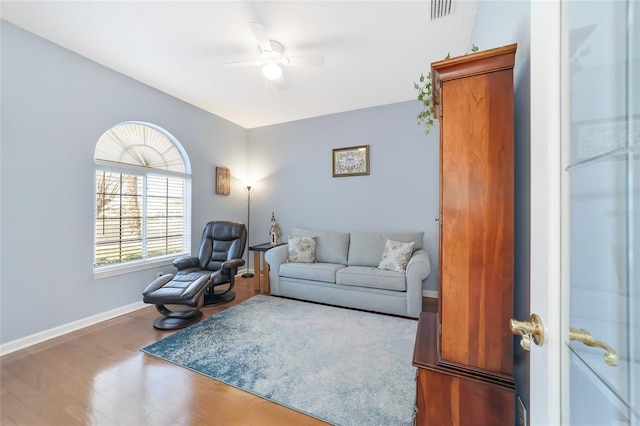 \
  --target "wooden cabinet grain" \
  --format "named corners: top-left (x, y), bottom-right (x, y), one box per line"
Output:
top-left (413, 313), bottom-right (515, 425)
top-left (413, 43), bottom-right (517, 425)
